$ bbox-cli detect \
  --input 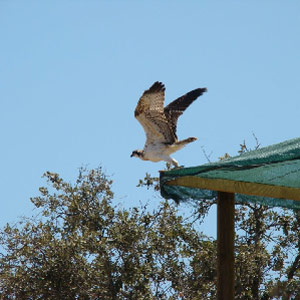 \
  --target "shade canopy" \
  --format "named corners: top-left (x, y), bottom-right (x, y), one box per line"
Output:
top-left (160, 137), bottom-right (300, 210)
